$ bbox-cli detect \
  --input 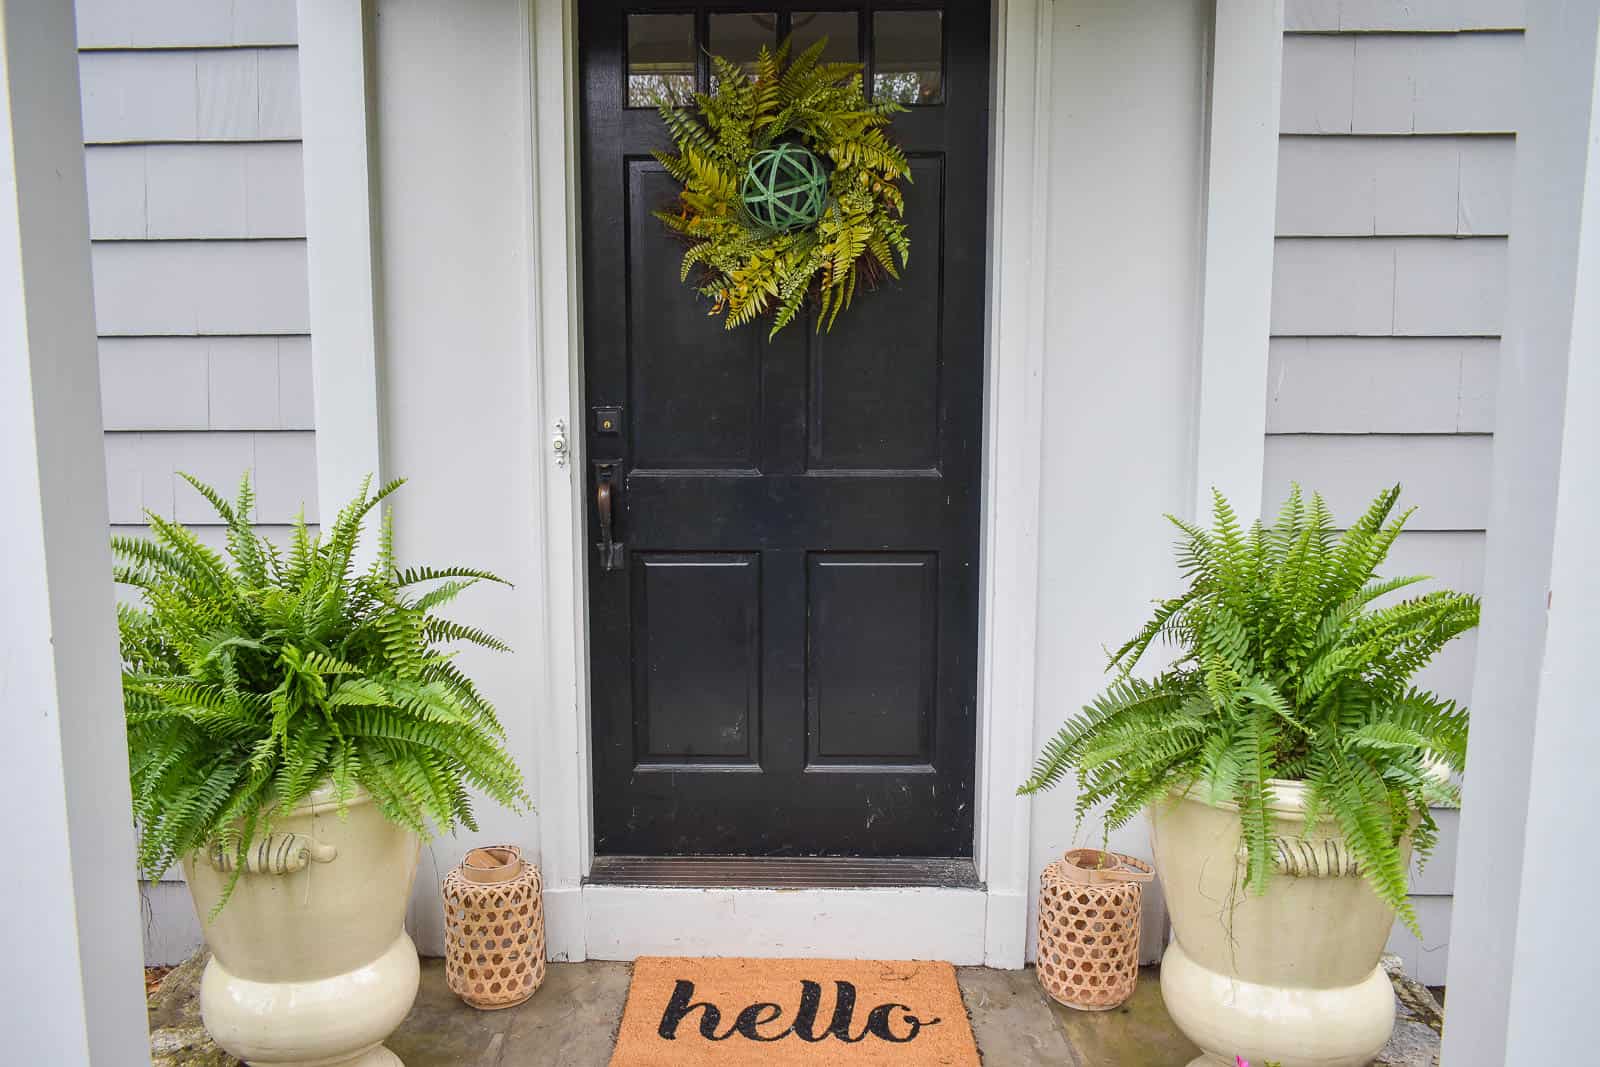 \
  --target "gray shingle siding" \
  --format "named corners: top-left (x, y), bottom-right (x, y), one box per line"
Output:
top-left (76, 0), bottom-right (297, 49)
top-left (80, 2), bottom-right (316, 546)
top-left (86, 142), bottom-right (306, 240)
top-left (1276, 136), bottom-right (1513, 236)
top-left (1271, 7), bottom-right (1520, 982)
top-left (1281, 32), bottom-right (1521, 134)
top-left (1286, 0), bottom-right (1525, 32)
top-left (79, 48), bottom-right (301, 143)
